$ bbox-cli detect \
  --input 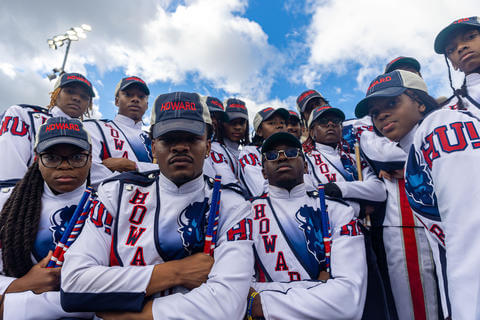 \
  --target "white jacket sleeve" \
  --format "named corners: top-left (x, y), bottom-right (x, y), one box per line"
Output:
top-left (336, 165), bottom-right (387, 202)
top-left (253, 204), bottom-right (367, 320)
top-left (3, 291), bottom-right (93, 320)
top-left (60, 181), bottom-right (154, 312)
top-left (0, 105), bottom-right (37, 180)
top-left (238, 147), bottom-right (266, 197)
top-left (206, 149), bottom-right (240, 185)
top-left (407, 109), bottom-right (480, 319)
